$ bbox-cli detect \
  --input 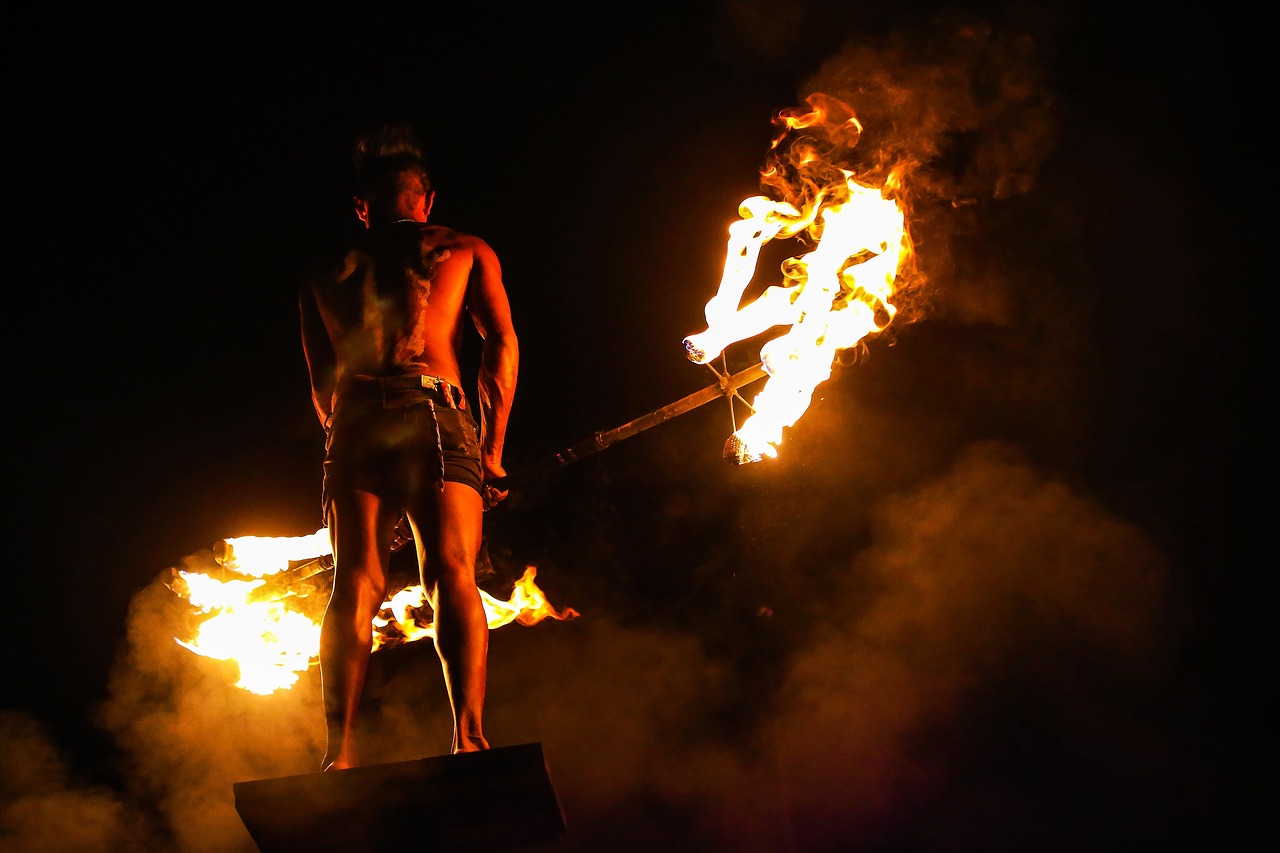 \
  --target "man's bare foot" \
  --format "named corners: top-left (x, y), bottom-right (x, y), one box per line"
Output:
top-left (322, 751), bottom-right (357, 771)
top-left (452, 734), bottom-right (490, 754)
